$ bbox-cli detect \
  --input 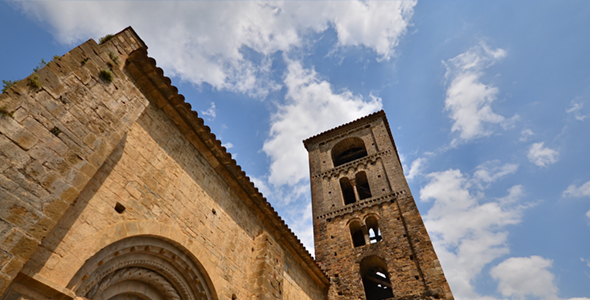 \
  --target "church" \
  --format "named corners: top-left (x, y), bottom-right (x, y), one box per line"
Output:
top-left (0, 27), bottom-right (453, 300)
